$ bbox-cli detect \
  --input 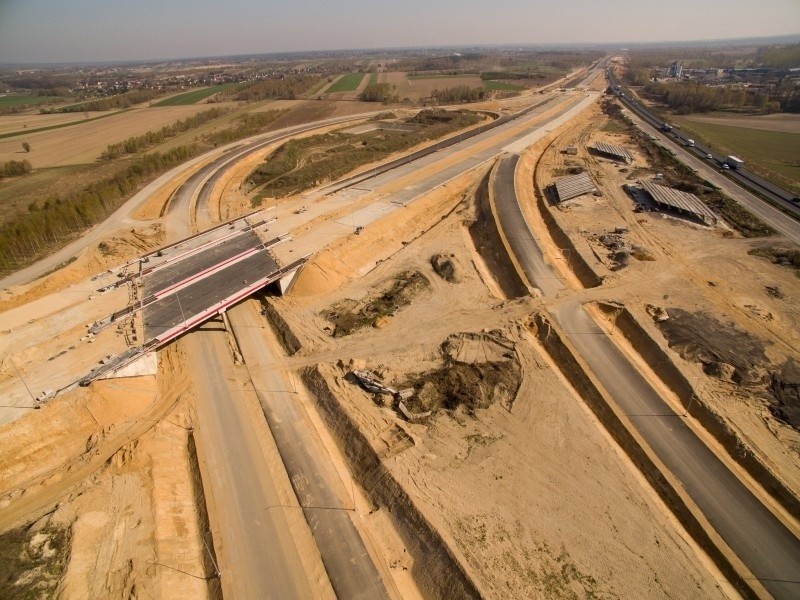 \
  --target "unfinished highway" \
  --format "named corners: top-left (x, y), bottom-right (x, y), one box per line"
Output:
top-left (163, 84), bottom-right (603, 597)
top-left (490, 153), bottom-right (800, 599)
